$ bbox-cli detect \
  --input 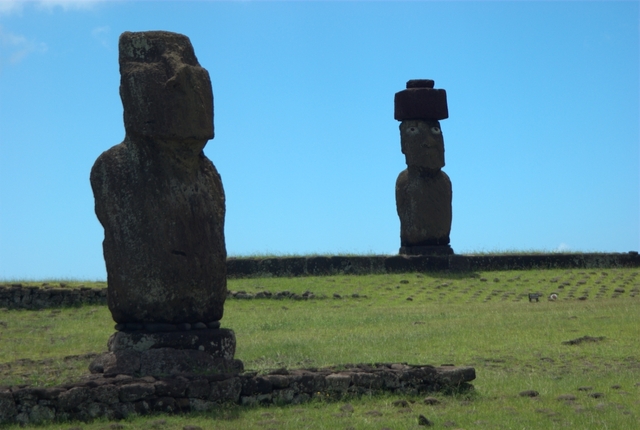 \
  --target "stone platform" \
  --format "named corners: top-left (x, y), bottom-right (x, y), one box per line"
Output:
top-left (89, 328), bottom-right (242, 377)
top-left (399, 245), bottom-right (454, 256)
top-left (0, 363), bottom-right (475, 426)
